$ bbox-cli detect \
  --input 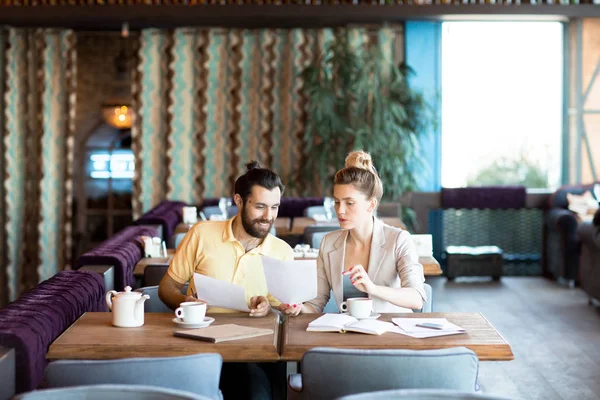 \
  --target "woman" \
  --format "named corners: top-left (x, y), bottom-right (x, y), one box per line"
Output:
top-left (280, 150), bottom-right (426, 316)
